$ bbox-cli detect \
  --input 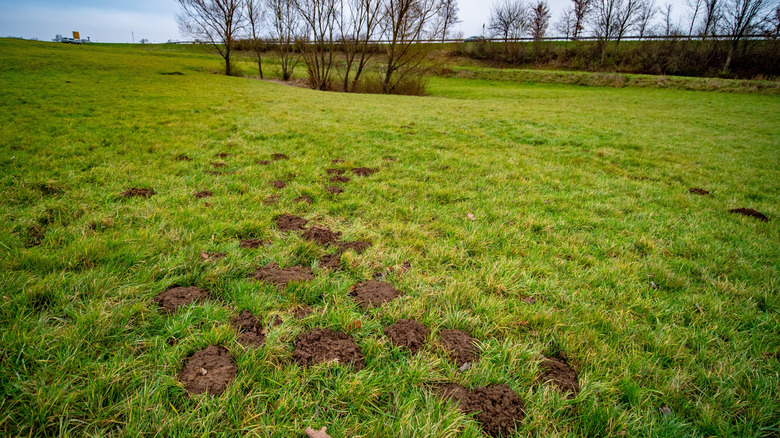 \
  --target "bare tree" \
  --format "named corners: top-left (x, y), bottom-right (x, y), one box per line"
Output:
top-left (614, 0), bottom-right (642, 47)
top-left (686, 0), bottom-right (704, 37)
top-left (555, 7), bottom-right (576, 38)
top-left (489, 0), bottom-right (526, 46)
top-left (591, 0), bottom-right (641, 61)
top-left (245, 0), bottom-right (266, 77)
top-left (660, 2), bottom-right (677, 35)
top-left (528, 0), bottom-right (551, 40)
top-left (435, 0), bottom-right (461, 41)
top-left (177, 0), bottom-right (245, 75)
top-left (700, 0), bottom-right (723, 37)
top-left (295, 0), bottom-right (340, 90)
top-left (267, 0), bottom-right (301, 80)
top-left (635, 0), bottom-right (656, 39)
top-left (722, 0), bottom-right (772, 71)
top-left (571, 0), bottom-right (594, 38)
top-left (340, 0), bottom-right (384, 91)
